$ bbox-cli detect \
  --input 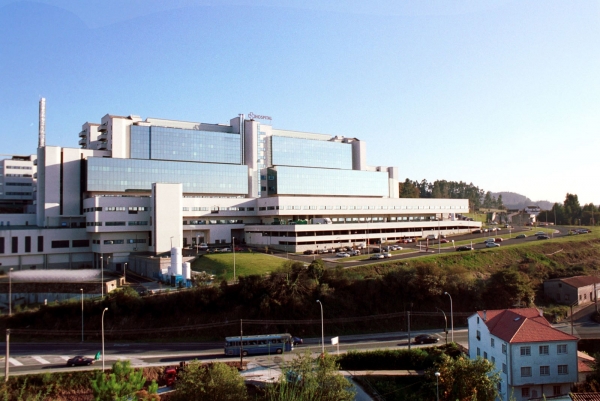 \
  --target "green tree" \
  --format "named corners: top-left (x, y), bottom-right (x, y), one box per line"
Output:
top-left (399, 178), bottom-right (419, 198)
top-left (265, 351), bottom-right (355, 401)
top-left (171, 361), bottom-right (247, 401)
top-left (307, 259), bottom-right (325, 283)
top-left (563, 193), bottom-right (582, 224)
top-left (427, 354), bottom-right (500, 401)
top-left (482, 269), bottom-right (534, 309)
top-left (90, 360), bottom-right (151, 401)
